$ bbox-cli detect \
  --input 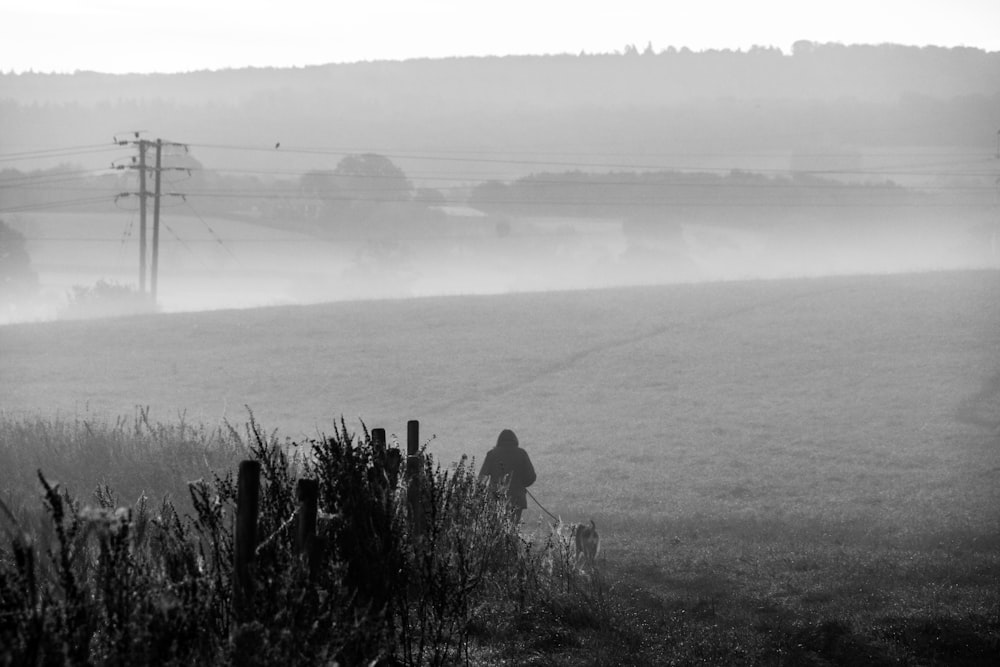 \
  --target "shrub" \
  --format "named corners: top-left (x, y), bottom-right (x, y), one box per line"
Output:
top-left (60, 279), bottom-right (155, 320)
top-left (0, 218), bottom-right (38, 306)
